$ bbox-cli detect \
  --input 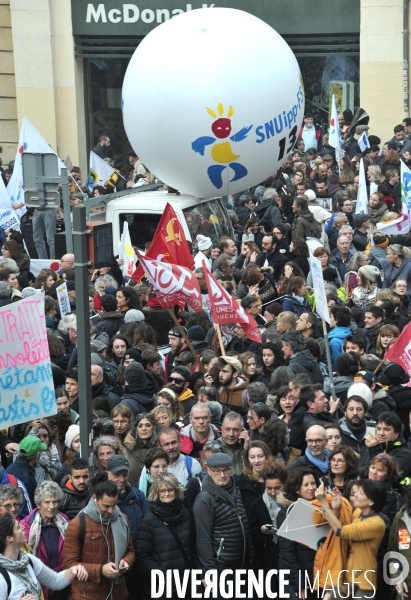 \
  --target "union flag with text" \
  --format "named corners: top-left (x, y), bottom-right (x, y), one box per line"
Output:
top-left (132, 203), bottom-right (194, 281)
top-left (384, 320), bottom-right (411, 384)
top-left (135, 250), bottom-right (202, 312)
top-left (203, 262), bottom-right (262, 343)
